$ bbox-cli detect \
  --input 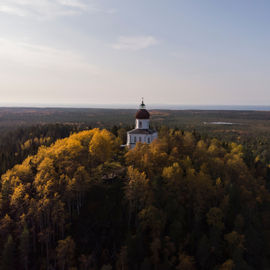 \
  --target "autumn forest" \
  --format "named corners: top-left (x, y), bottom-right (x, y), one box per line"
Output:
top-left (0, 109), bottom-right (270, 269)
